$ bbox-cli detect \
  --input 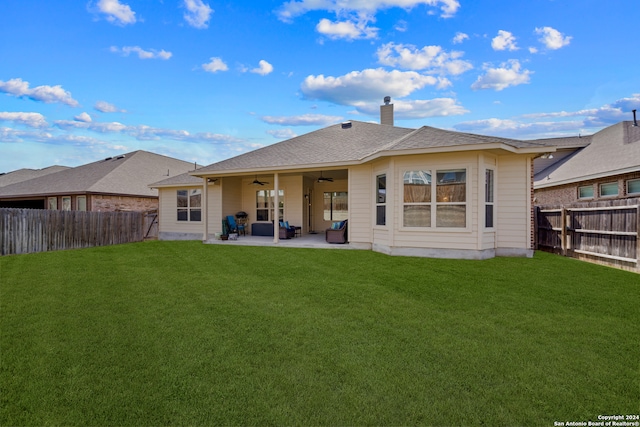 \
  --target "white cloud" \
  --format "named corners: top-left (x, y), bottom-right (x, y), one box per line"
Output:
top-left (376, 42), bottom-right (472, 75)
top-left (74, 112), bottom-right (92, 123)
top-left (394, 20), bottom-right (408, 32)
top-left (0, 112), bottom-right (48, 128)
top-left (316, 17), bottom-right (378, 40)
top-left (301, 68), bottom-right (449, 105)
top-left (535, 26), bottom-right (572, 50)
top-left (261, 114), bottom-right (343, 126)
top-left (267, 129), bottom-right (298, 139)
top-left (94, 101), bottom-right (126, 113)
top-left (528, 47), bottom-right (538, 54)
top-left (251, 60), bottom-right (274, 76)
top-left (182, 0), bottom-right (213, 29)
top-left (93, 0), bottom-right (136, 25)
top-left (522, 93), bottom-right (640, 126)
top-left (355, 98), bottom-right (468, 119)
top-left (453, 118), bottom-right (582, 138)
top-left (471, 60), bottom-right (532, 91)
top-left (452, 94), bottom-right (640, 139)
top-left (0, 78), bottom-right (79, 107)
top-left (110, 46), bottom-right (172, 60)
top-left (491, 30), bottom-right (518, 51)
top-left (202, 57), bottom-right (229, 73)
top-left (452, 32), bottom-right (468, 44)
top-left (277, 0), bottom-right (460, 21)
